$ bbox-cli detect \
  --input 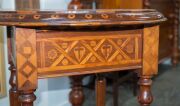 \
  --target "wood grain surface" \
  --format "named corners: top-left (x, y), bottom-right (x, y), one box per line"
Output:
top-left (0, 9), bottom-right (166, 27)
top-left (37, 30), bottom-right (142, 78)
